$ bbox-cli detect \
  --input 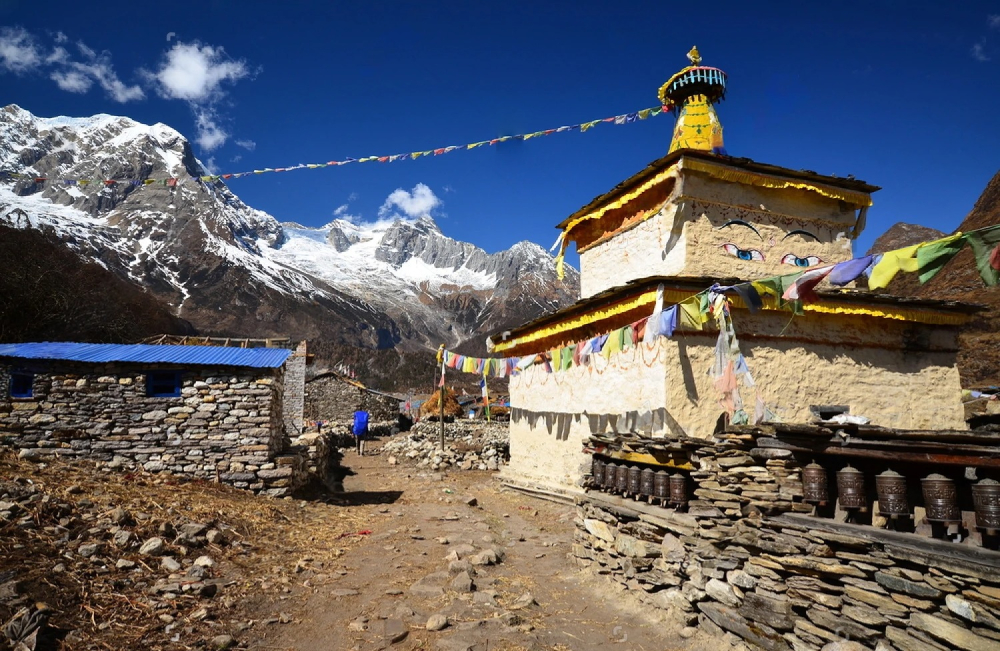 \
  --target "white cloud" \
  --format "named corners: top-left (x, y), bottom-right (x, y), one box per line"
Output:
top-left (193, 107), bottom-right (228, 151)
top-left (0, 27), bottom-right (42, 74)
top-left (230, 154), bottom-right (242, 163)
top-left (204, 157), bottom-right (218, 173)
top-left (234, 138), bottom-right (256, 151)
top-left (990, 15), bottom-right (1000, 29)
top-left (50, 69), bottom-right (91, 93)
top-left (149, 41), bottom-right (249, 102)
top-left (166, 32), bottom-right (176, 42)
top-left (57, 41), bottom-right (144, 102)
top-left (972, 42), bottom-right (990, 62)
top-left (348, 192), bottom-right (359, 202)
top-left (379, 183), bottom-right (442, 220)
top-left (46, 46), bottom-right (68, 64)
top-left (1, 28), bottom-right (141, 101)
